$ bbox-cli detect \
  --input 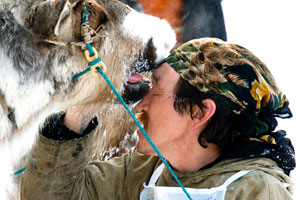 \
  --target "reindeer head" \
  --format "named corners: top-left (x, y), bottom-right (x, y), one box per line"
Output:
top-left (12, 0), bottom-right (176, 106)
